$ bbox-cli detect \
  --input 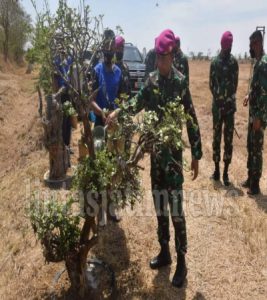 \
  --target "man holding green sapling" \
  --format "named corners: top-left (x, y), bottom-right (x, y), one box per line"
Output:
top-left (107, 29), bottom-right (202, 288)
top-left (91, 29), bottom-right (123, 127)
